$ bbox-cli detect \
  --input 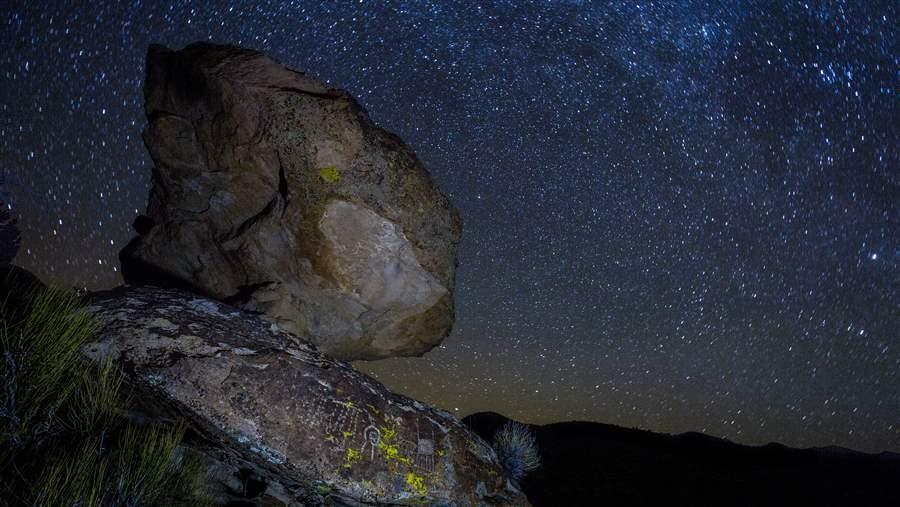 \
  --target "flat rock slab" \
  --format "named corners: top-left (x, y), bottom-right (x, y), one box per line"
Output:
top-left (121, 43), bottom-right (461, 360)
top-left (84, 285), bottom-right (527, 506)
